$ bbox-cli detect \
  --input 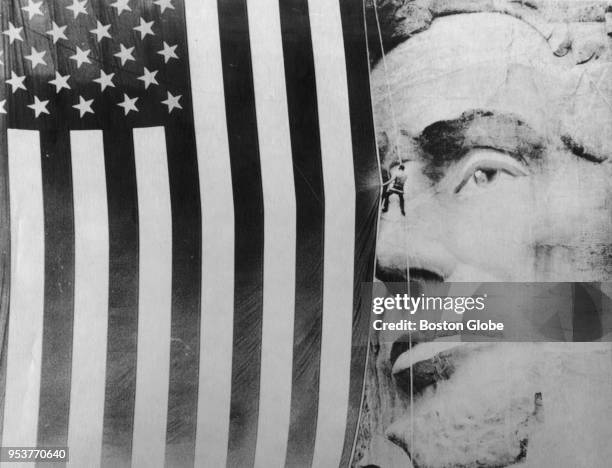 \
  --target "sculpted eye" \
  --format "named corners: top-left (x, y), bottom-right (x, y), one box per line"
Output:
top-left (472, 168), bottom-right (498, 186)
top-left (452, 149), bottom-right (529, 194)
